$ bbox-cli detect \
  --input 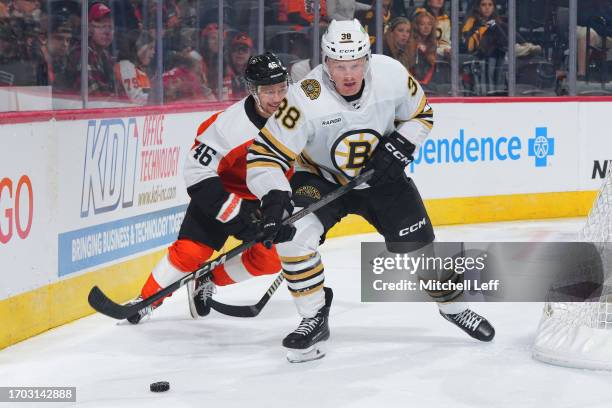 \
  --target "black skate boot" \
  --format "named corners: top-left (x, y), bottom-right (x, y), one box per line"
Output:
top-left (187, 273), bottom-right (216, 318)
top-left (283, 287), bottom-right (333, 363)
top-left (440, 308), bottom-right (495, 342)
top-left (126, 297), bottom-right (157, 324)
